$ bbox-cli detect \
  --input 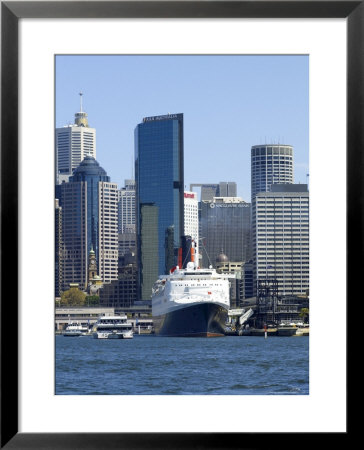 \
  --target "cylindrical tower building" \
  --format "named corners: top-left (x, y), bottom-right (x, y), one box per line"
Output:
top-left (251, 144), bottom-right (294, 202)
